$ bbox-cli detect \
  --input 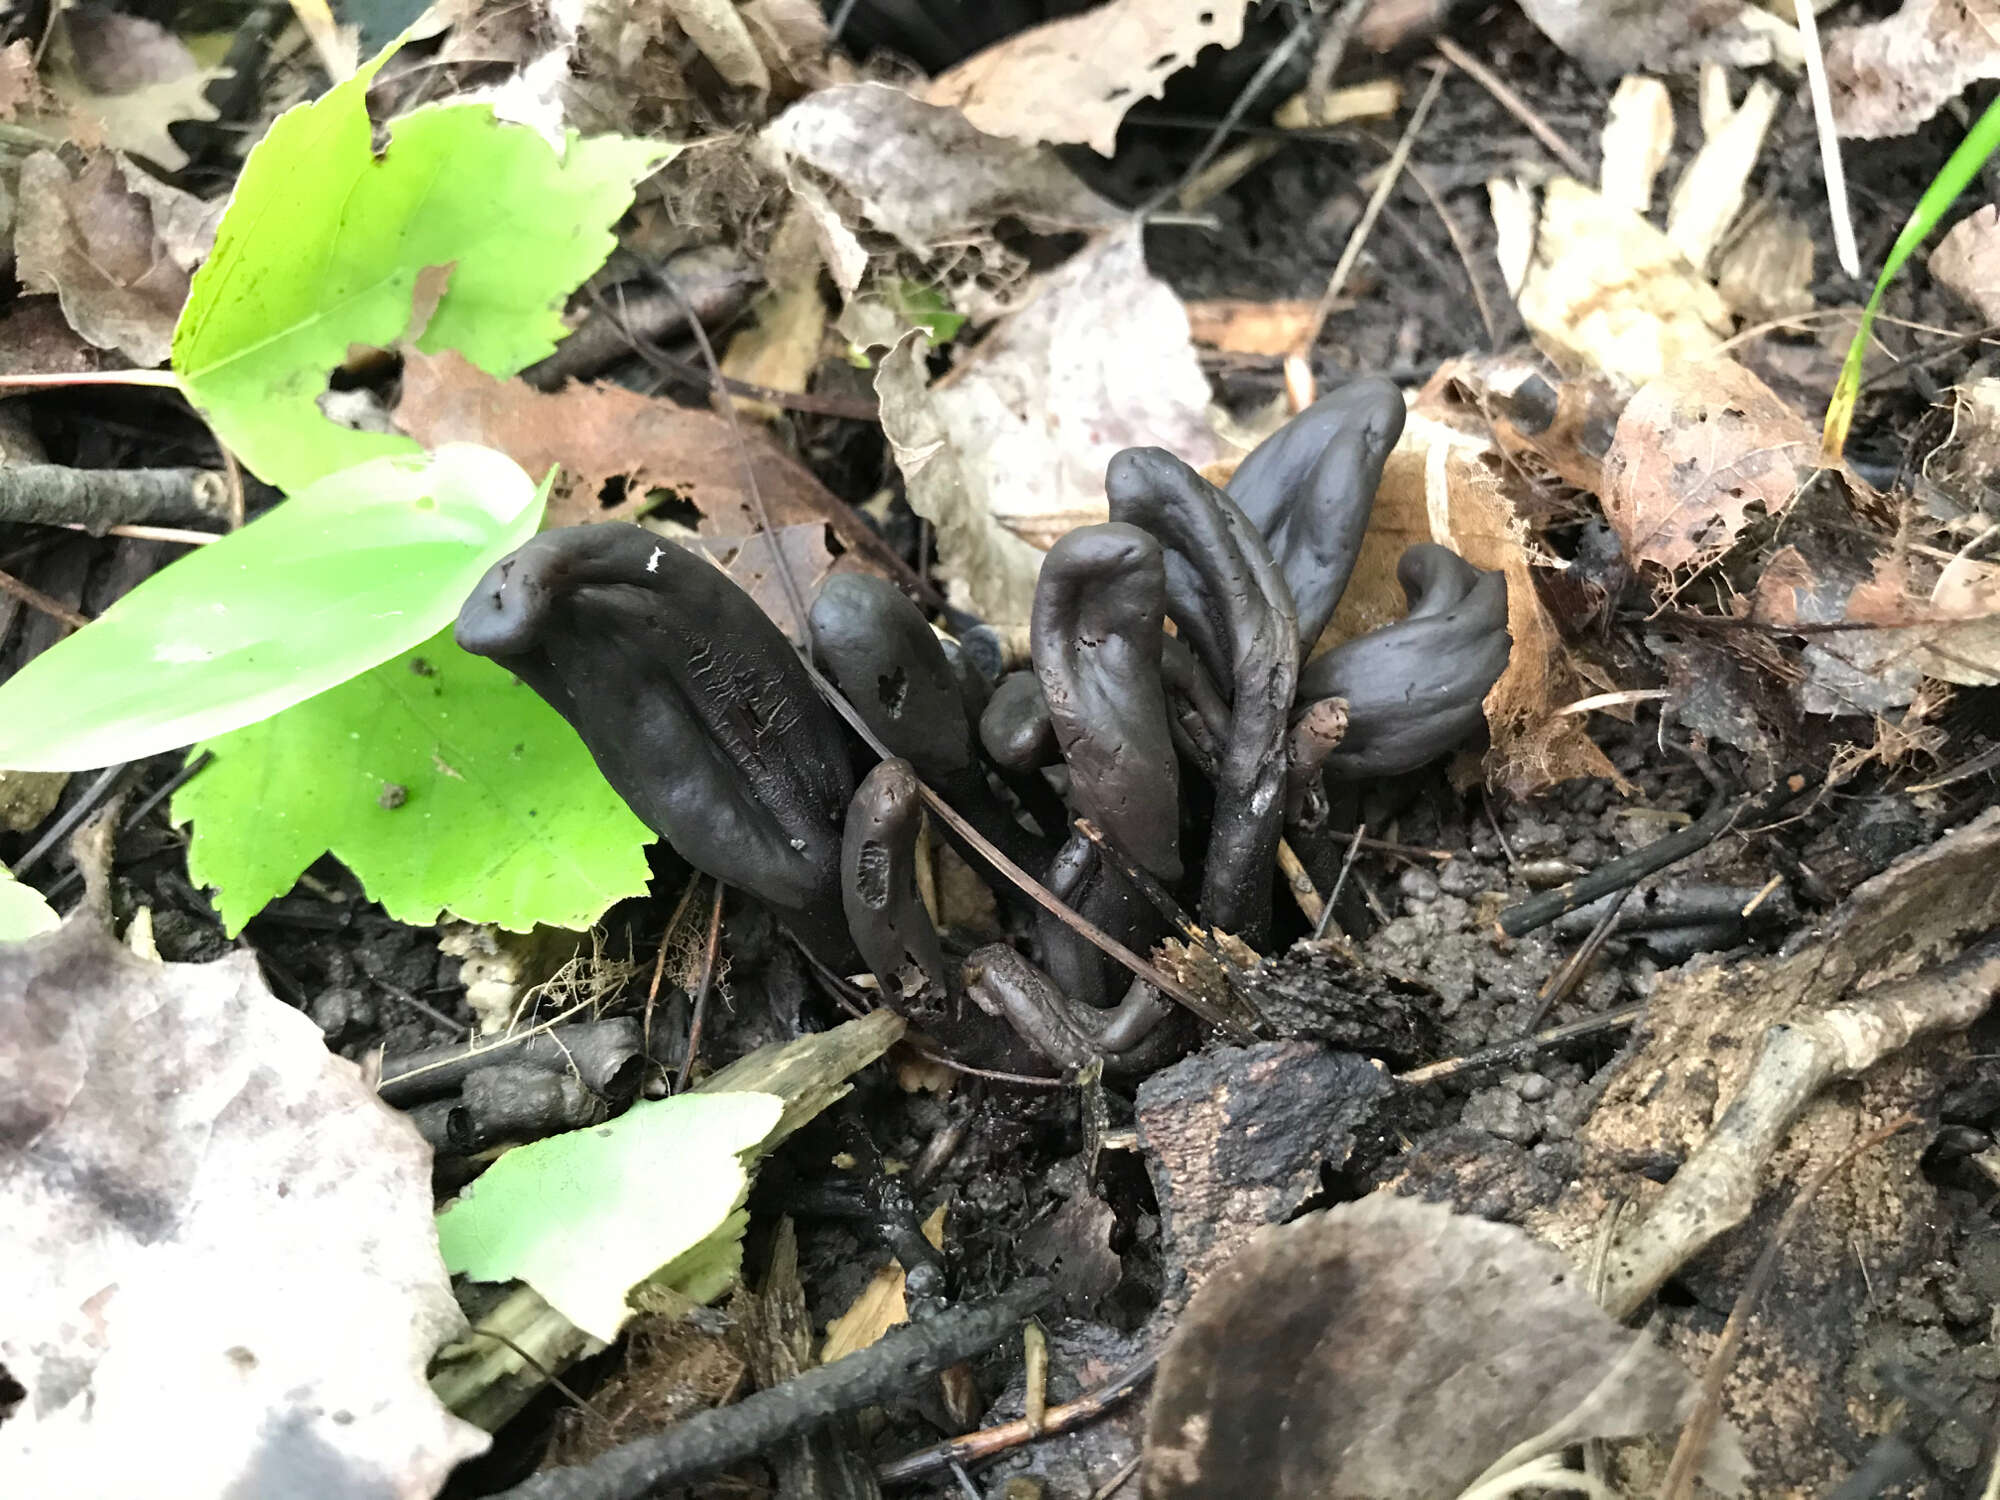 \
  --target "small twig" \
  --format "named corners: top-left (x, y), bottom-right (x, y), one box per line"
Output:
top-left (1497, 775), bottom-right (1814, 939)
top-left (1601, 932), bottom-right (2000, 1318)
top-left (9, 762), bottom-right (132, 877)
top-left (1304, 0), bottom-right (1372, 121)
top-left (676, 882), bottom-right (727, 1092)
top-left (877, 1349), bottom-right (1158, 1484)
top-left (1093, 1455), bottom-right (1143, 1499)
top-left (1138, 15), bottom-right (1314, 219)
top-left (0, 565), bottom-right (88, 630)
top-left (643, 875), bottom-right (703, 1071)
top-left (1520, 883), bottom-right (1634, 1035)
top-left (0, 463), bottom-right (231, 531)
top-left (493, 1281), bottom-right (1052, 1500)
top-left (1276, 836), bottom-right (1326, 928)
top-left (1313, 819), bottom-right (1370, 940)
top-left (1403, 160), bottom-right (1499, 348)
top-left (1297, 61), bottom-right (1448, 361)
top-left (1793, 0), bottom-right (1861, 279)
top-left (1909, 741), bottom-right (2000, 793)
top-left (1432, 35), bottom-right (1590, 179)
top-left (1657, 1114), bottom-right (1916, 1500)
top-left (65, 522), bottom-right (220, 545)
top-left (1395, 1003), bottom-right (1644, 1085)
